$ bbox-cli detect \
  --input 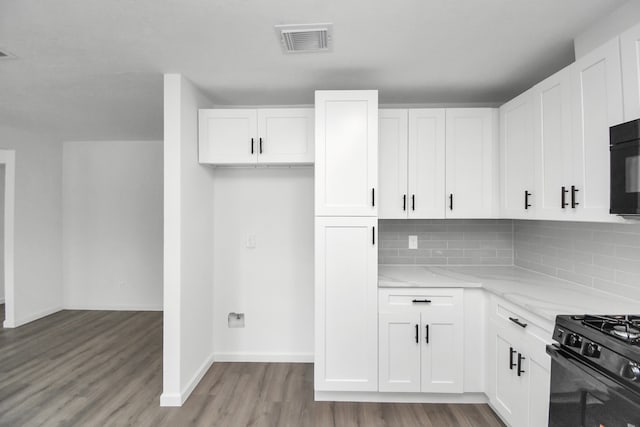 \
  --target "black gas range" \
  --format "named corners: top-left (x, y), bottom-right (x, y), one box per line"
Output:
top-left (547, 314), bottom-right (640, 427)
